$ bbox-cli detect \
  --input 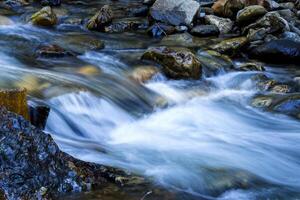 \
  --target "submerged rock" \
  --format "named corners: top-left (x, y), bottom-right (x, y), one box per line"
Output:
top-left (36, 44), bottom-right (73, 57)
top-left (149, 0), bottom-right (200, 27)
top-left (250, 39), bottom-right (300, 63)
top-left (142, 47), bottom-right (201, 80)
top-left (30, 6), bottom-right (57, 26)
top-left (87, 5), bottom-right (113, 31)
top-left (205, 15), bottom-right (234, 34)
top-left (0, 88), bottom-right (29, 120)
top-left (210, 36), bottom-right (248, 56)
top-left (128, 66), bottom-right (159, 83)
